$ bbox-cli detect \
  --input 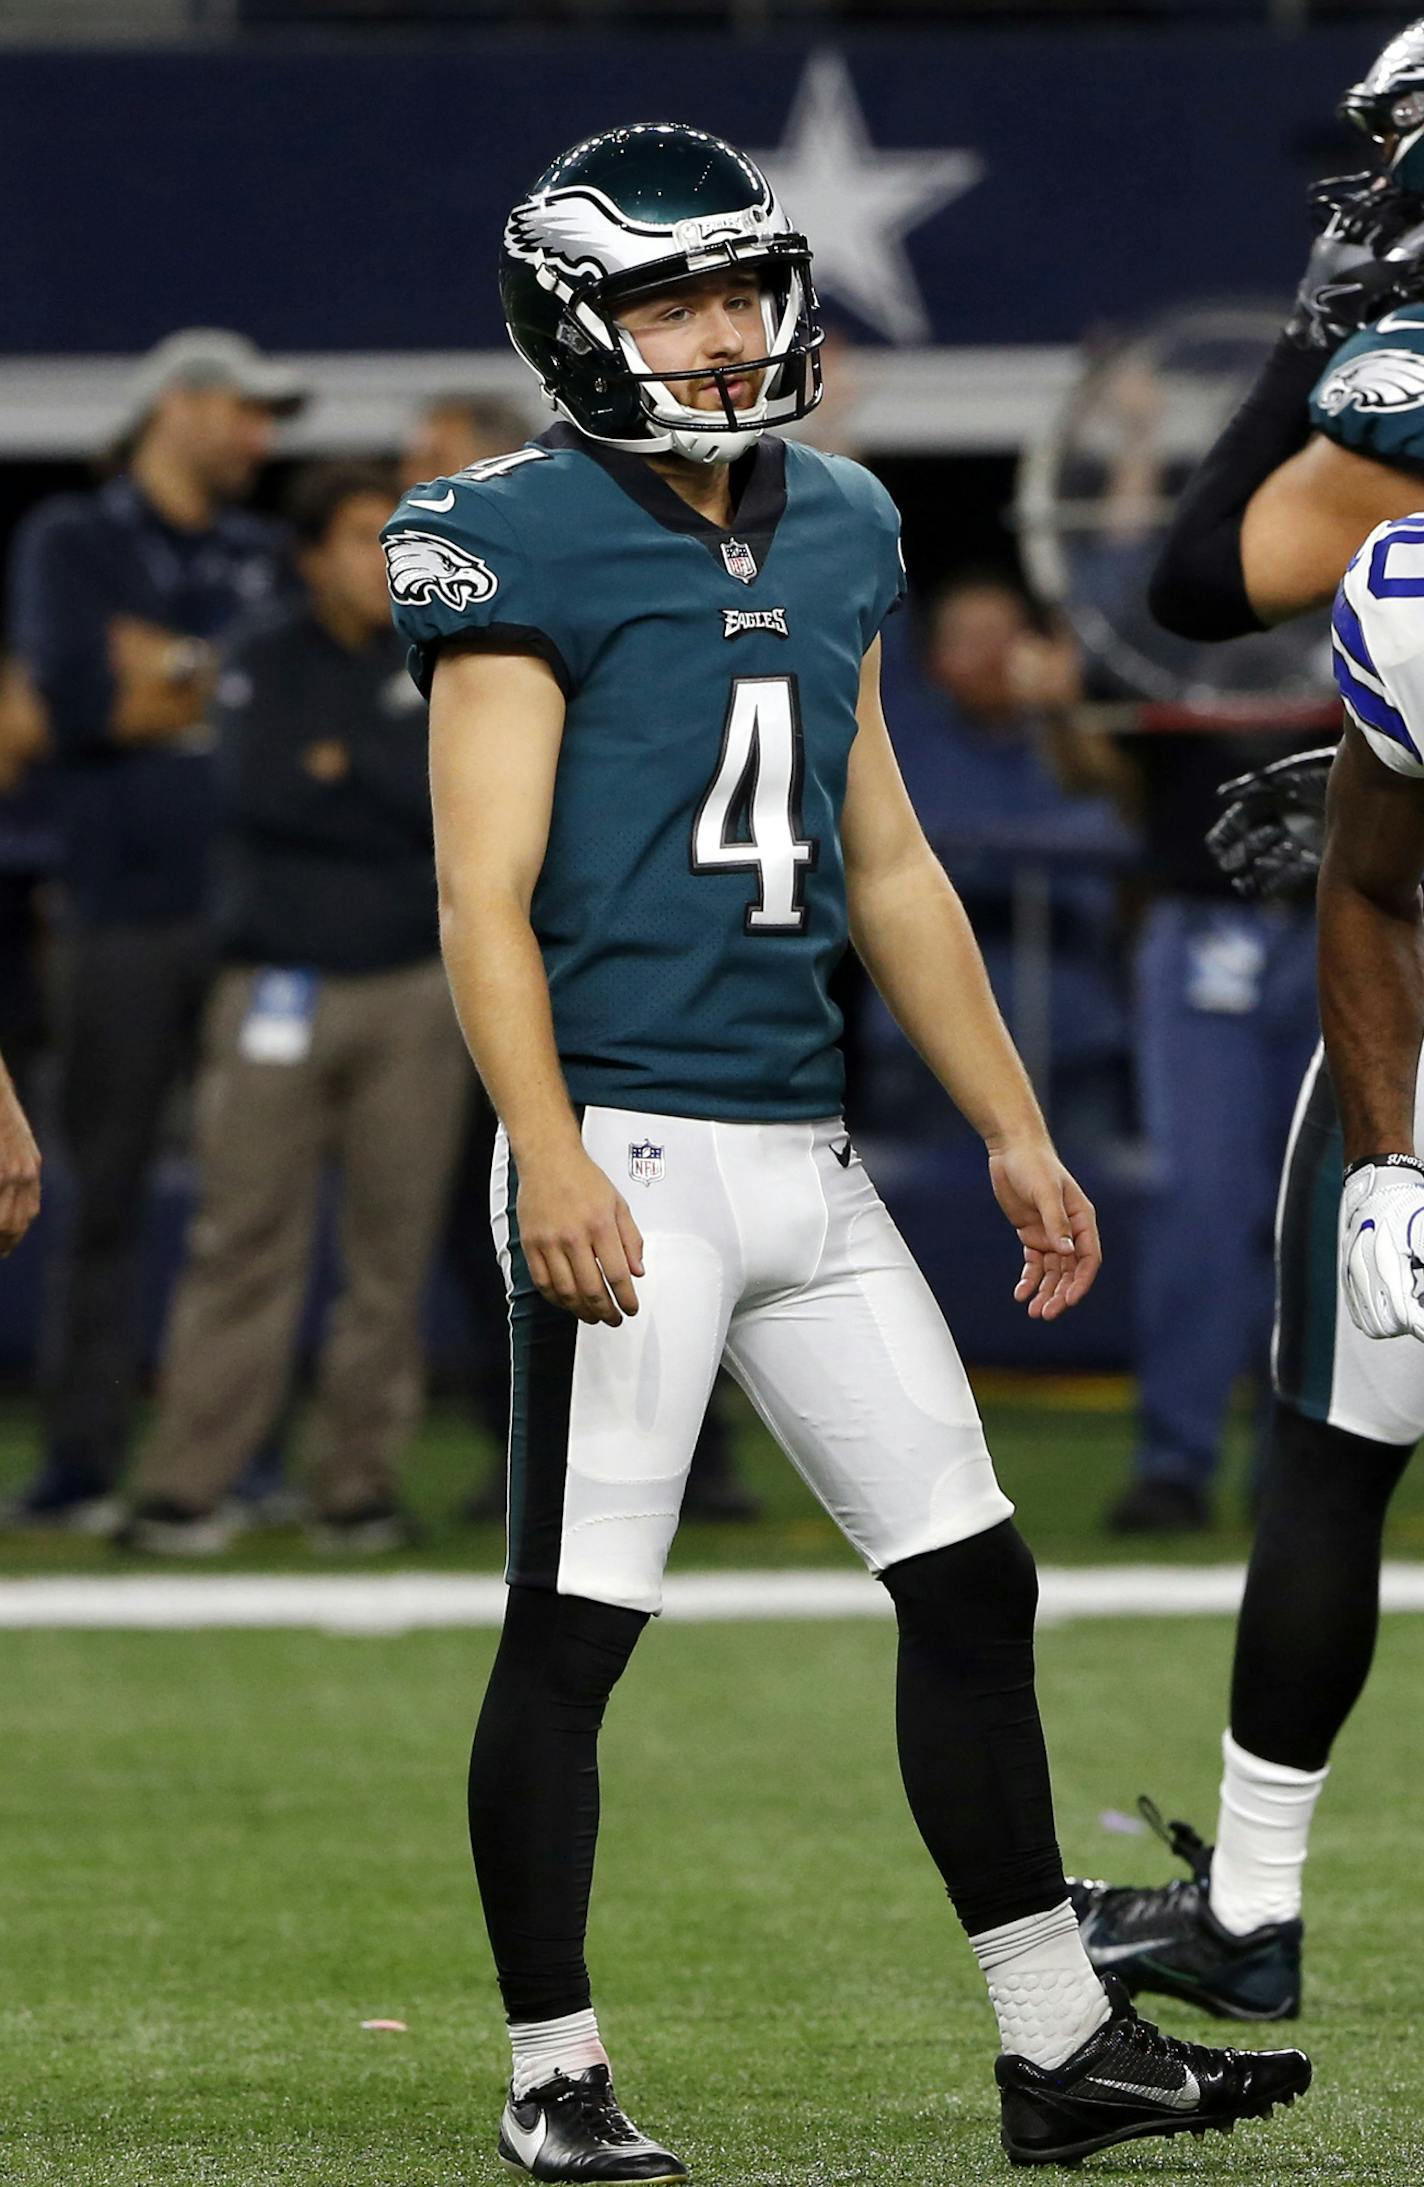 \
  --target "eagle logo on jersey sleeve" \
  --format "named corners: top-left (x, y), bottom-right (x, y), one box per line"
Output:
top-left (383, 530), bottom-right (500, 612)
top-left (1317, 347), bottom-right (1424, 417)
